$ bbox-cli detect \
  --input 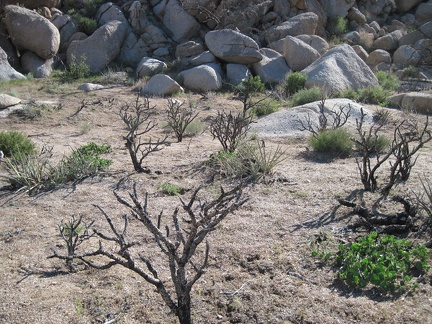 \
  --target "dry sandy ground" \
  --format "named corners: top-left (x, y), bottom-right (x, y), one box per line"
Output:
top-left (0, 81), bottom-right (431, 323)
